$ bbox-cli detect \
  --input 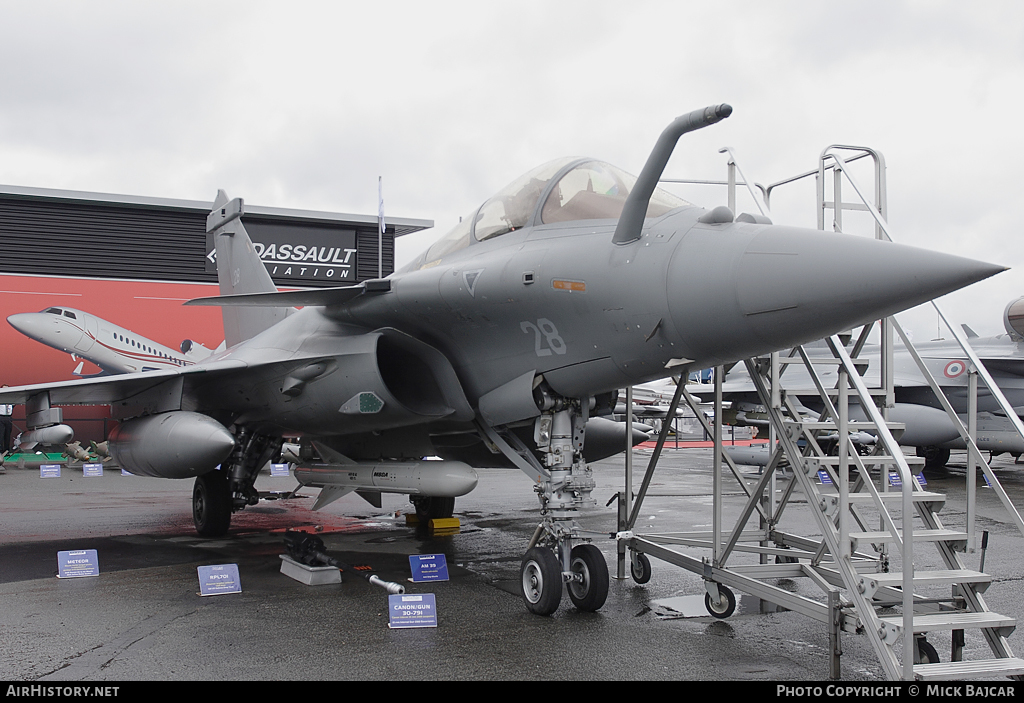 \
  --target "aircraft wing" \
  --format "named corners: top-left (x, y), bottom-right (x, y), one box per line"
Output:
top-left (974, 357), bottom-right (1024, 377)
top-left (0, 360), bottom-right (247, 406)
top-left (894, 353), bottom-right (1024, 386)
top-left (185, 282), bottom-right (376, 308)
